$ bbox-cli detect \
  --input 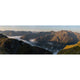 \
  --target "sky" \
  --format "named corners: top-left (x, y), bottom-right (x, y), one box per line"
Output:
top-left (0, 25), bottom-right (80, 33)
